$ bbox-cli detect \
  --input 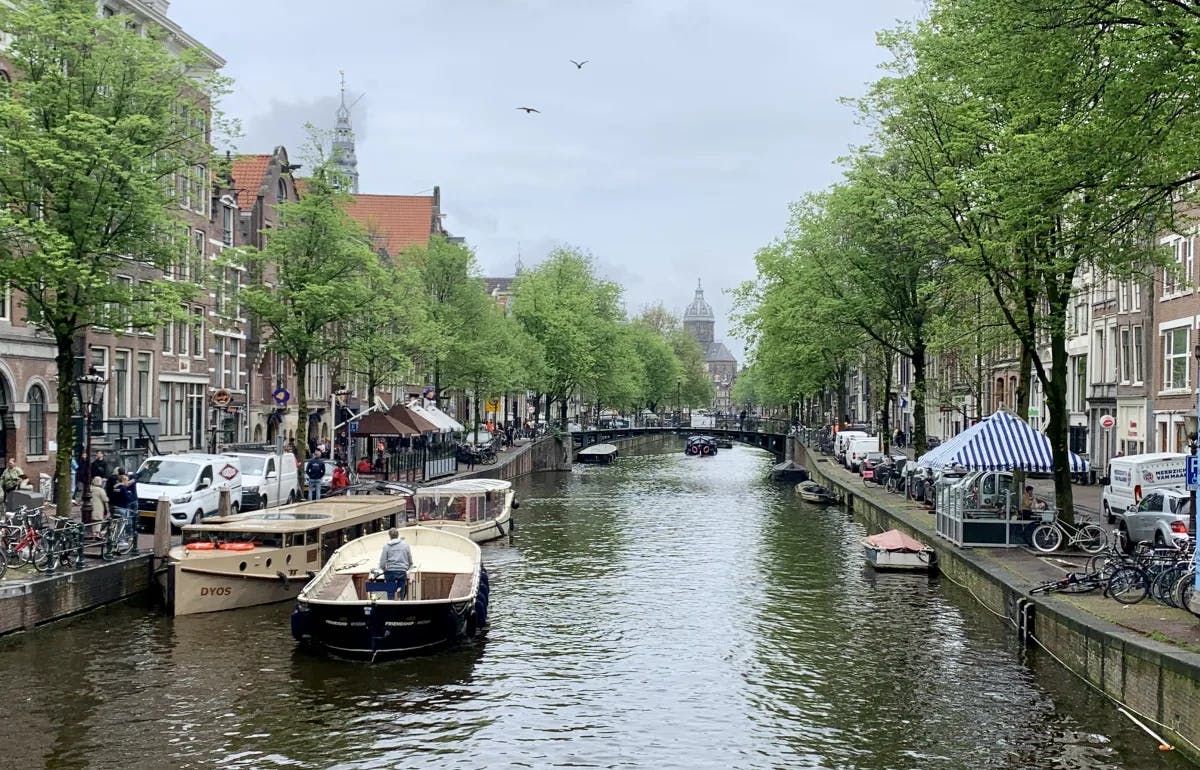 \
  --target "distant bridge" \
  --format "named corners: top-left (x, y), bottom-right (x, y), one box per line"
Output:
top-left (571, 426), bottom-right (791, 461)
